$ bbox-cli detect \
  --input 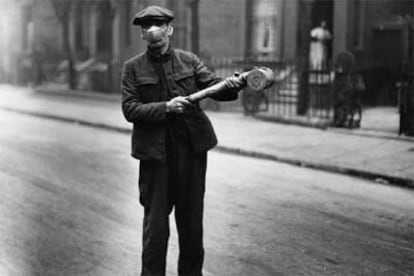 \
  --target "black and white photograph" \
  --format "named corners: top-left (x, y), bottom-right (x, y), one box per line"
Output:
top-left (0, 0), bottom-right (413, 275)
